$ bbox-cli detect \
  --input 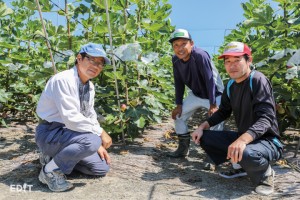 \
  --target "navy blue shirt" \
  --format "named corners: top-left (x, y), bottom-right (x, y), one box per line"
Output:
top-left (207, 70), bottom-right (280, 140)
top-left (172, 46), bottom-right (222, 105)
